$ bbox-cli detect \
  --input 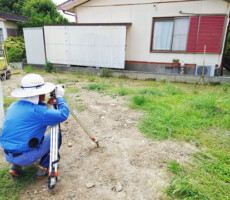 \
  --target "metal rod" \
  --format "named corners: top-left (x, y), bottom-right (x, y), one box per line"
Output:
top-left (69, 109), bottom-right (99, 147)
